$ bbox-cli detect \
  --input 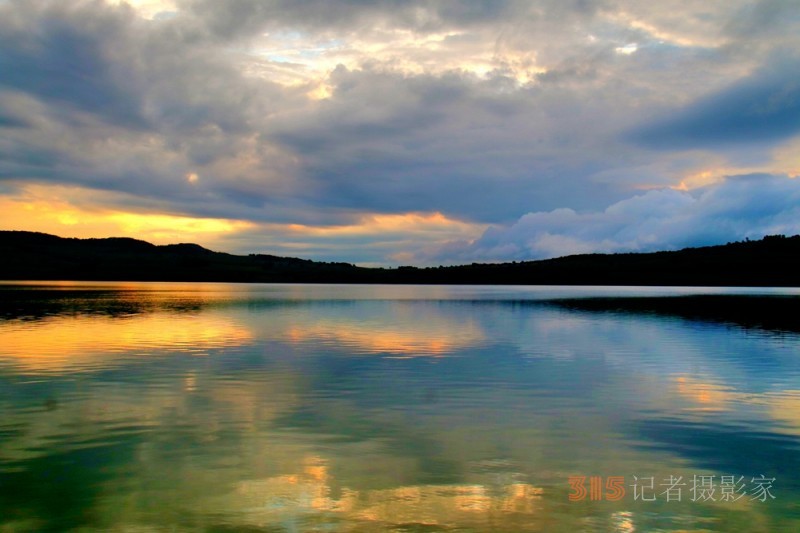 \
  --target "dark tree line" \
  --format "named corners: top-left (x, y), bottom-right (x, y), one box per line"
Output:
top-left (2, 230), bottom-right (800, 286)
